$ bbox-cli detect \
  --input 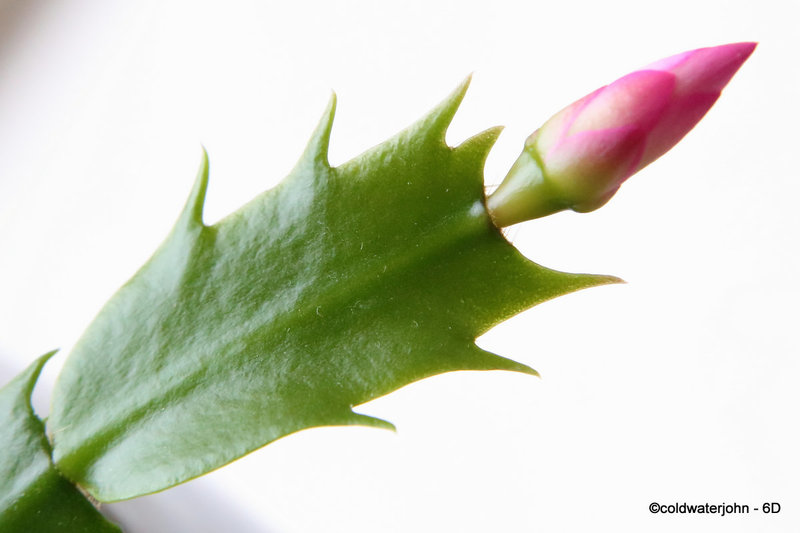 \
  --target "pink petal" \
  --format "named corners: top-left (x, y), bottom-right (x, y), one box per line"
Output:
top-left (544, 125), bottom-right (647, 201)
top-left (644, 49), bottom-right (693, 72)
top-left (533, 88), bottom-right (602, 156)
top-left (568, 70), bottom-right (675, 135)
top-left (637, 91), bottom-right (720, 170)
top-left (650, 42), bottom-right (757, 94)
